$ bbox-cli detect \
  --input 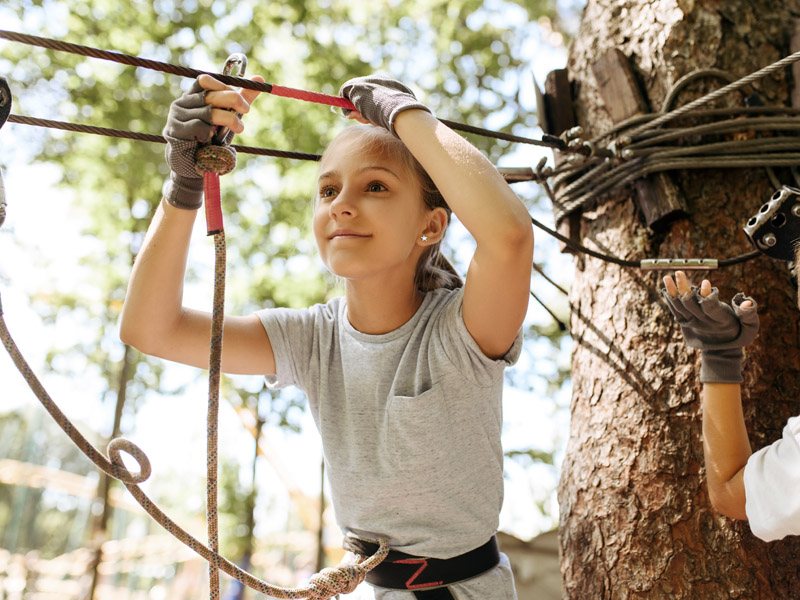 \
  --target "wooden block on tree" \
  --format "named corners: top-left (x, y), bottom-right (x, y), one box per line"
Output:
top-left (544, 69), bottom-right (575, 135)
top-left (635, 173), bottom-right (687, 231)
top-left (591, 48), bottom-right (688, 229)
top-left (557, 211), bottom-right (582, 256)
top-left (591, 48), bottom-right (648, 122)
top-left (541, 68), bottom-right (580, 253)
